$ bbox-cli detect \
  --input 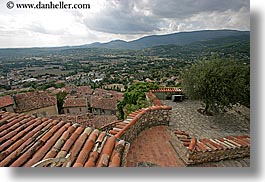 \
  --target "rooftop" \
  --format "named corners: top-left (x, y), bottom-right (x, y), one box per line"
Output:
top-left (91, 115), bottom-right (118, 129)
top-left (93, 88), bottom-right (123, 101)
top-left (0, 111), bottom-right (129, 167)
top-left (14, 91), bottom-right (57, 113)
top-left (63, 98), bottom-right (88, 108)
top-left (76, 86), bottom-right (94, 96)
top-left (0, 95), bottom-right (14, 108)
top-left (91, 96), bottom-right (117, 111)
